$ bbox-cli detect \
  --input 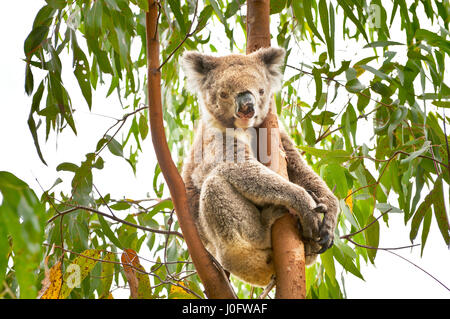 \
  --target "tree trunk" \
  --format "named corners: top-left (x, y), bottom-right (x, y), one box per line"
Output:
top-left (145, 0), bottom-right (236, 299)
top-left (246, 0), bottom-right (307, 299)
